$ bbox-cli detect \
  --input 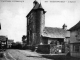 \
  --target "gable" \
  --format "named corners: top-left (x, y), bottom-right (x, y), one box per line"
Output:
top-left (69, 21), bottom-right (80, 31)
